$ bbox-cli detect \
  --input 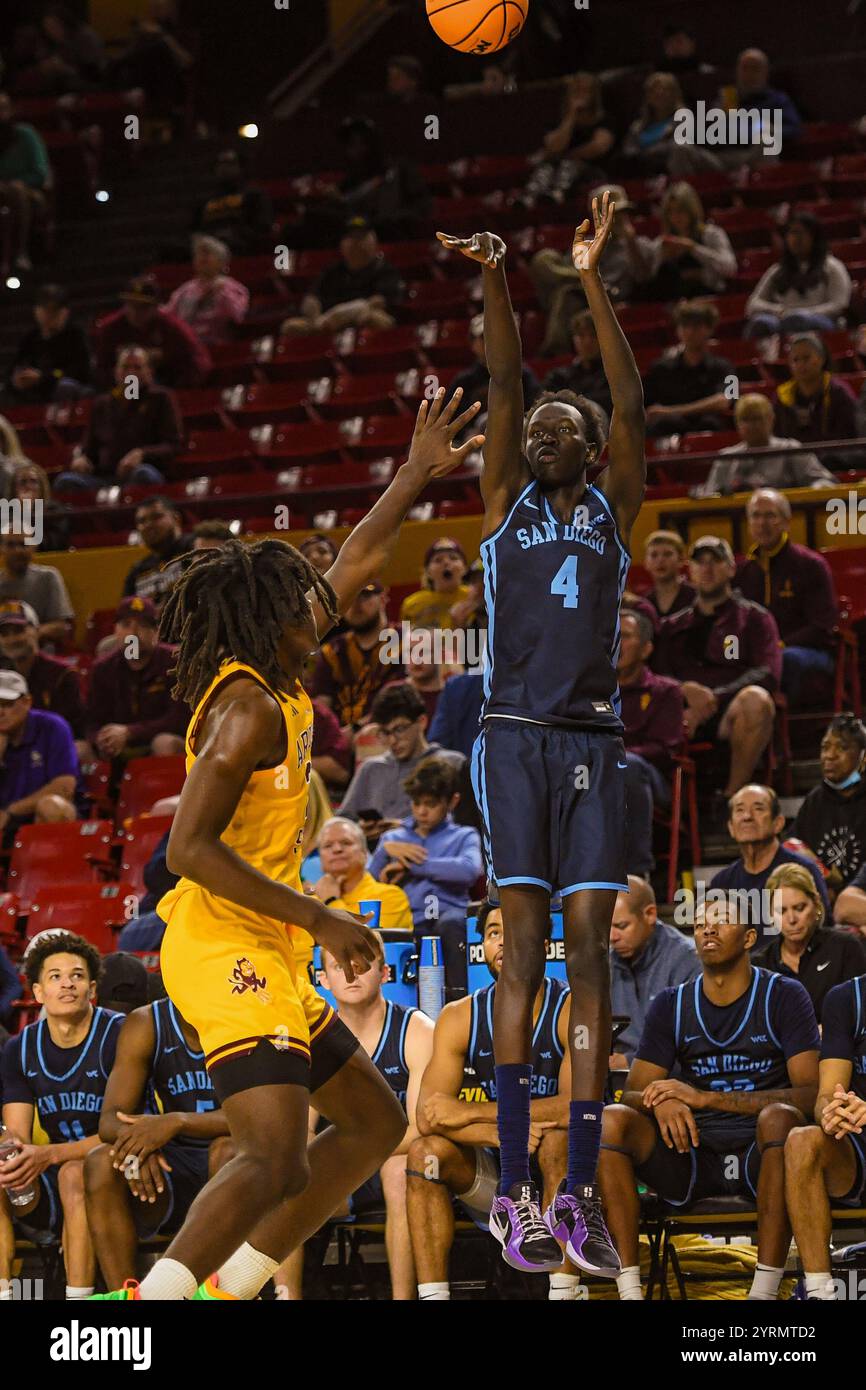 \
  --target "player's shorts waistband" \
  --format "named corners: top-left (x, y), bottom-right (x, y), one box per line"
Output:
top-left (483, 713), bottom-right (622, 733)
